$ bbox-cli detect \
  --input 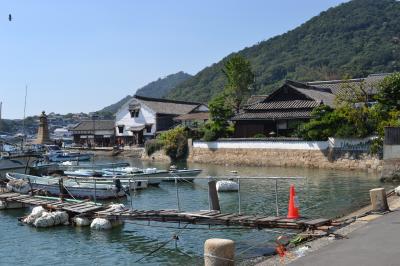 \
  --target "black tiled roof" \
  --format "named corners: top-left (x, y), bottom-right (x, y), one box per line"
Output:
top-left (72, 120), bottom-right (115, 131)
top-left (246, 100), bottom-right (319, 110)
top-left (231, 110), bottom-right (312, 120)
